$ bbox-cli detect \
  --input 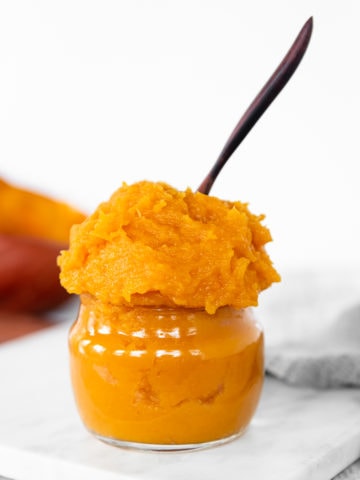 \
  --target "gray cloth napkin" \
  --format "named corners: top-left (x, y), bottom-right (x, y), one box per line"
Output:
top-left (333, 458), bottom-right (360, 480)
top-left (259, 268), bottom-right (360, 388)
